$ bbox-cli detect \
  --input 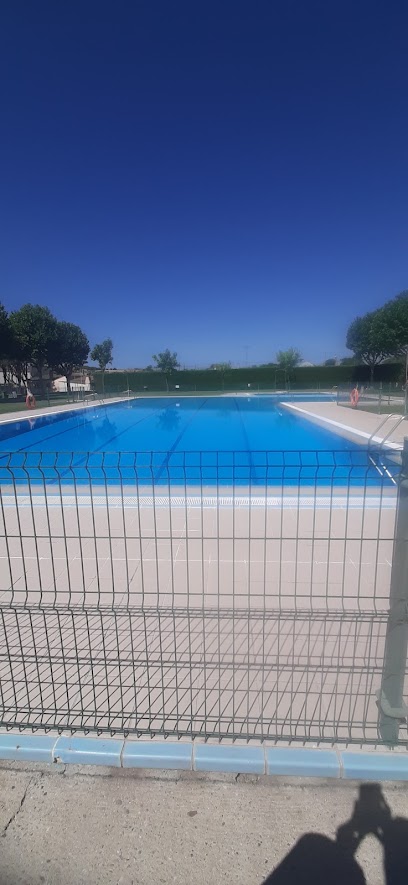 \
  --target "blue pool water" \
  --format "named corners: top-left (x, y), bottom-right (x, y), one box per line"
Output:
top-left (0, 396), bottom-right (397, 487)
